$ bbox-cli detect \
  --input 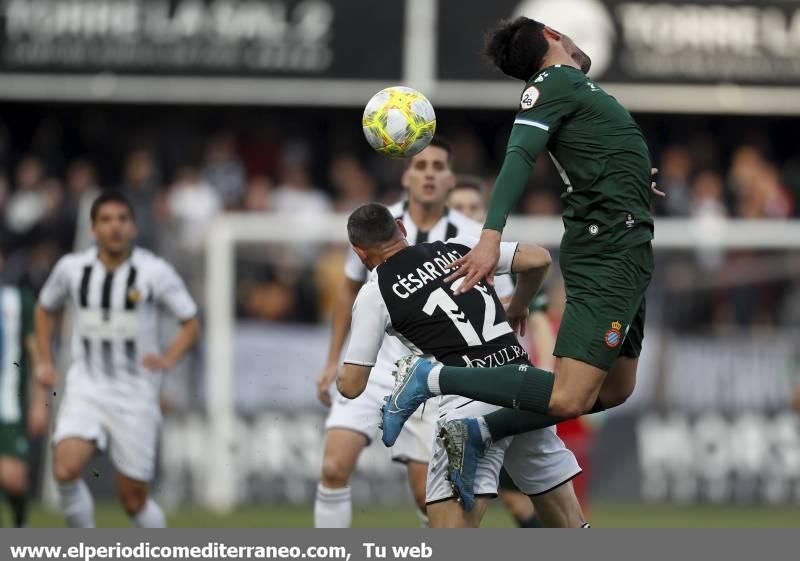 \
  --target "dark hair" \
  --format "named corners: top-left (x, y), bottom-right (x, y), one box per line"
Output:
top-left (453, 175), bottom-right (486, 194)
top-left (90, 191), bottom-right (135, 223)
top-left (428, 137), bottom-right (453, 161)
top-left (347, 203), bottom-right (399, 248)
top-left (485, 17), bottom-right (548, 81)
